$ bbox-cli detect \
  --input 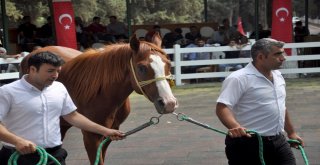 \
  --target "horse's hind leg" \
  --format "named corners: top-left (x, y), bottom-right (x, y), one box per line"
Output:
top-left (83, 131), bottom-right (110, 165)
top-left (60, 117), bottom-right (72, 140)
